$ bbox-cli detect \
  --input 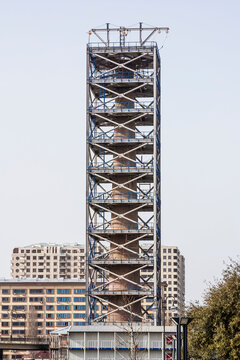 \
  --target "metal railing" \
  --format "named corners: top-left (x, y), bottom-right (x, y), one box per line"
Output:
top-left (88, 41), bottom-right (157, 50)
top-left (0, 337), bottom-right (49, 343)
top-left (88, 162), bottom-right (153, 172)
top-left (89, 130), bottom-right (154, 142)
top-left (89, 254), bottom-right (153, 263)
top-left (89, 191), bottom-right (153, 202)
top-left (89, 69), bottom-right (154, 82)
top-left (89, 222), bottom-right (154, 232)
top-left (89, 285), bottom-right (153, 294)
top-left (89, 100), bottom-right (154, 113)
